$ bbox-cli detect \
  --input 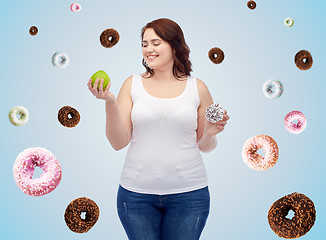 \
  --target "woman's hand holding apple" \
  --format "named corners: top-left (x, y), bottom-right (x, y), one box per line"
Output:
top-left (87, 78), bottom-right (115, 103)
